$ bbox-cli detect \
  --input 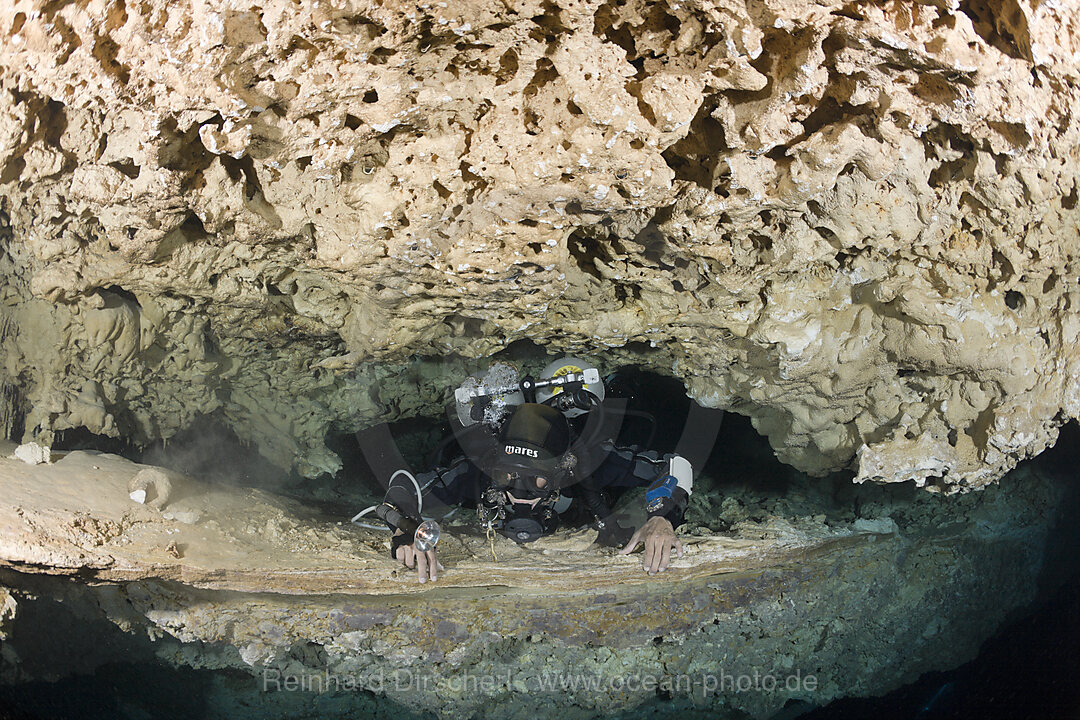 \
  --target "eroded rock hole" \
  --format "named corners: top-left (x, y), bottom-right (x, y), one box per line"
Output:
top-left (566, 229), bottom-right (608, 282)
top-left (1062, 185), bottom-right (1078, 210)
top-left (366, 47), bottom-right (395, 65)
top-left (661, 106), bottom-right (727, 190)
top-left (108, 159), bottom-right (140, 179)
top-left (495, 49), bottom-right (518, 86)
top-left (156, 116), bottom-right (218, 179)
top-left (98, 284), bottom-right (140, 306)
top-left (959, 0), bottom-right (1031, 61)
